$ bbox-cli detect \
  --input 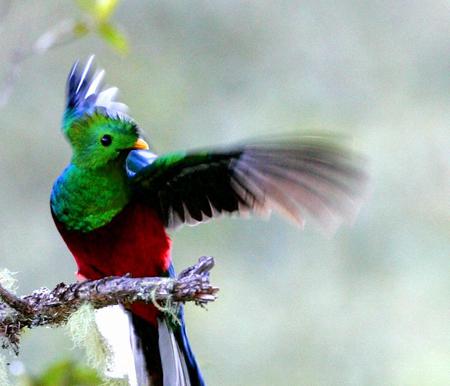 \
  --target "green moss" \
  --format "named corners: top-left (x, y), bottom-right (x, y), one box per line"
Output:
top-left (66, 305), bottom-right (111, 375)
top-left (65, 305), bottom-right (130, 385)
top-left (0, 269), bottom-right (17, 292)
